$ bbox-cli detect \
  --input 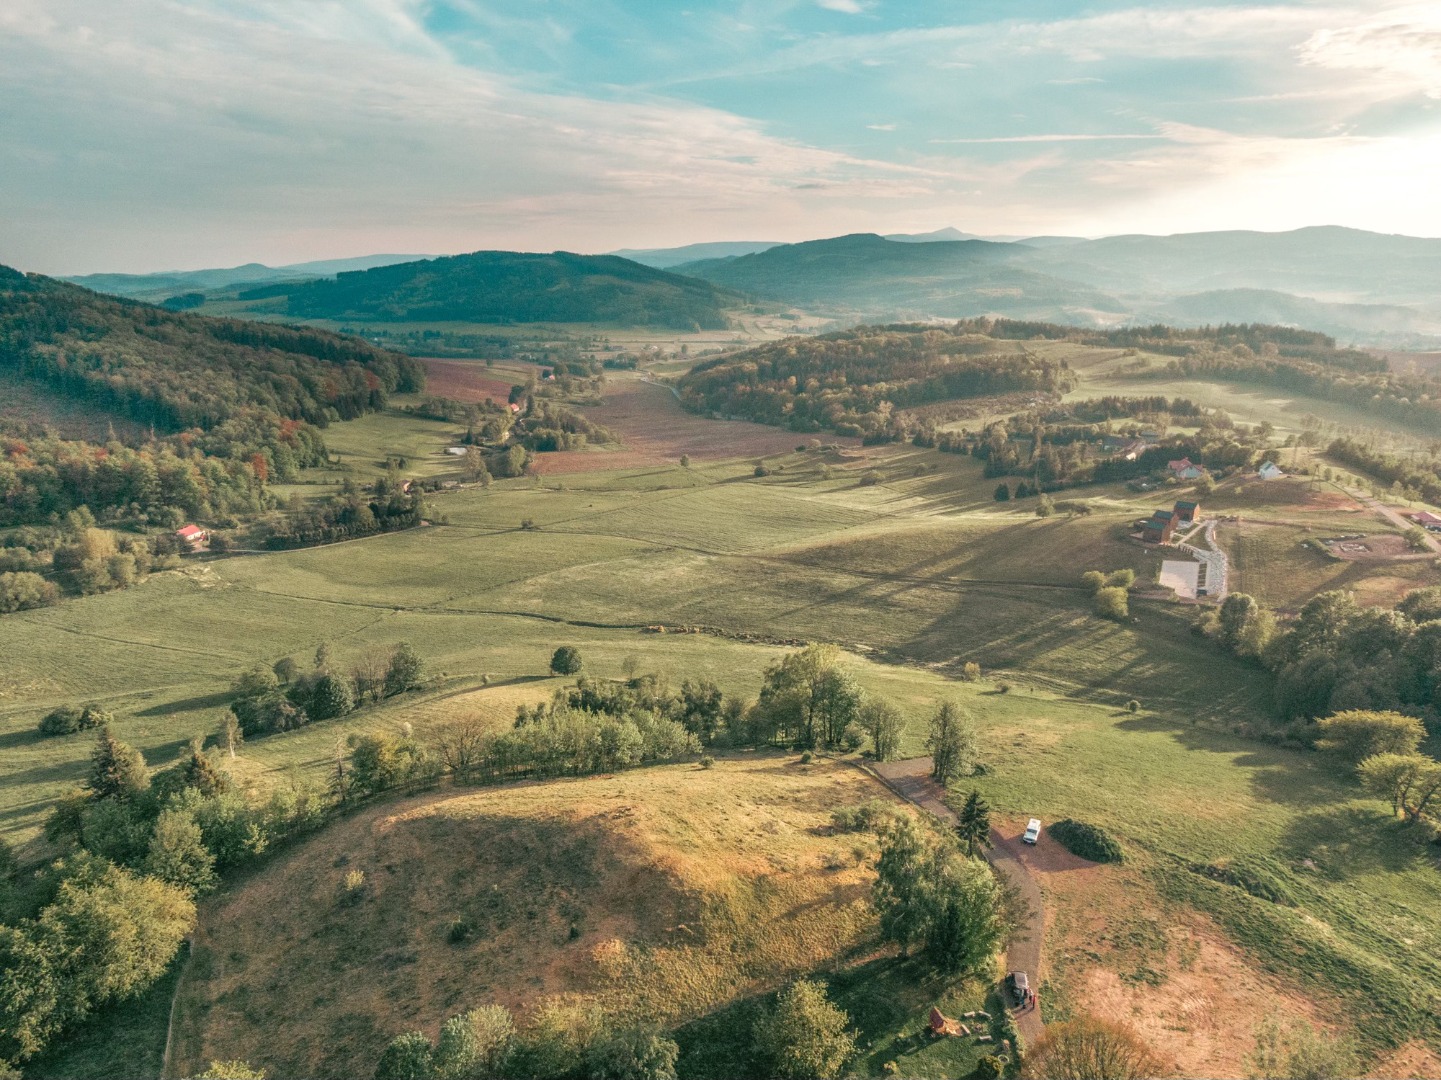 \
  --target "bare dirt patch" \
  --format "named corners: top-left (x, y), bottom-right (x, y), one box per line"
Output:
top-left (1323, 534), bottom-right (1424, 561)
top-left (525, 377), bottom-right (862, 474)
top-left (1040, 859), bottom-right (1339, 1079)
top-left (1079, 930), bottom-right (1332, 1080)
top-left (1372, 1041), bottom-right (1441, 1080)
top-left (584, 377), bottom-right (860, 463)
top-left (419, 358), bottom-right (521, 404)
